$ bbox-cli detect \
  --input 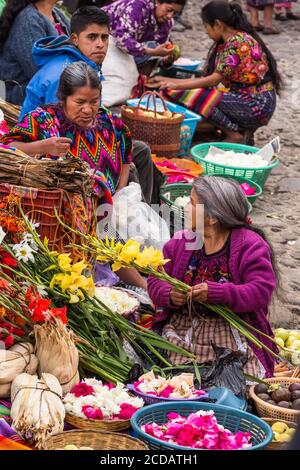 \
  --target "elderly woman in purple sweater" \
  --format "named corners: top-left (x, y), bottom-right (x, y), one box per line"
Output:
top-left (148, 176), bottom-right (278, 378)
